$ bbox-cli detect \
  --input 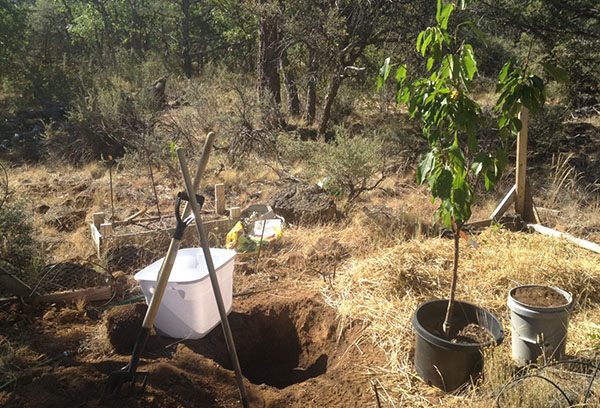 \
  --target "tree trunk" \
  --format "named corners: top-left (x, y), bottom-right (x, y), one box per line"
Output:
top-left (280, 48), bottom-right (300, 116)
top-left (305, 47), bottom-right (317, 125)
top-left (317, 71), bottom-right (342, 137)
top-left (181, 0), bottom-right (193, 79)
top-left (257, 12), bottom-right (281, 106)
top-left (443, 224), bottom-right (460, 338)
